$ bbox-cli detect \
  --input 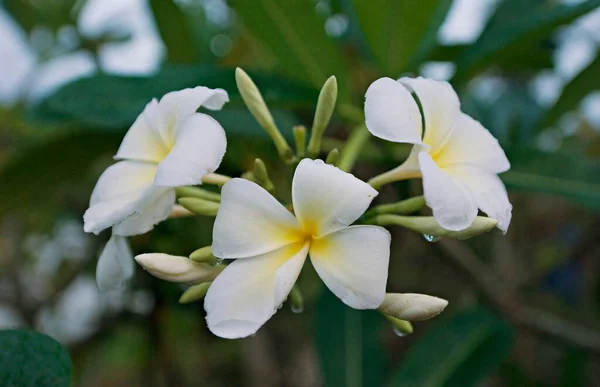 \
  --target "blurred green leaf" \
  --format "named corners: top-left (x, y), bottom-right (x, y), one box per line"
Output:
top-left (535, 55), bottom-right (600, 133)
top-left (502, 146), bottom-right (600, 210)
top-left (149, 0), bottom-right (202, 63)
top-left (315, 289), bottom-right (386, 387)
top-left (0, 329), bottom-right (72, 387)
top-left (453, 0), bottom-right (600, 83)
top-left (230, 0), bottom-right (351, 100)
top-left (560, 350), bottom-right (586, 387)
top-left (3, 0), bottom-right (79, 33)
top-left (29, 65), bottom-right (318, 130)
top-left (388, 308), bottom-right (514, 387)
top-left (353, 0), bottom-right (453, 75)
top-left (0, 132), bottom-right (121, 217)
